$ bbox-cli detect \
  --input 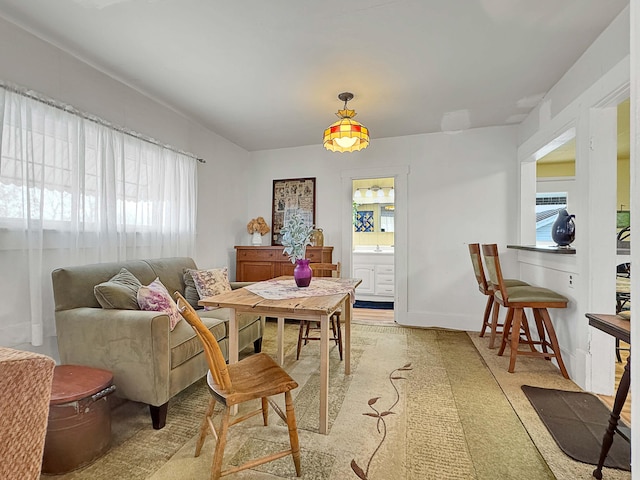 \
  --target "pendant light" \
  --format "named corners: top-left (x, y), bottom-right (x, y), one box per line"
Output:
top-left (323, 92), bottom-right (370, 153)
